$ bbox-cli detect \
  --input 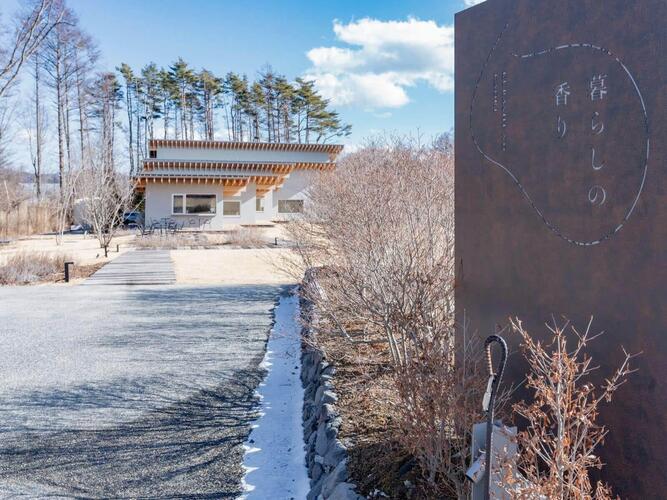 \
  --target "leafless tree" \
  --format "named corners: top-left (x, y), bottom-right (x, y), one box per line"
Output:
top-left (0, 0), bottom-right (63, 99)
top-left (53, 166), bottom-right (78, 244)
top-left (23, 52), bottom-right (48, 199)
top-left (285, 136), bottom-right (481, 497)
top-left (41, 2), bottom-right (78, 198)
top-left (77, 164), bottom-right (134, 255)
top-left (286, 136), bottom-right (455, 366)
top-left (507, 318), bottom-right (638, 499)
